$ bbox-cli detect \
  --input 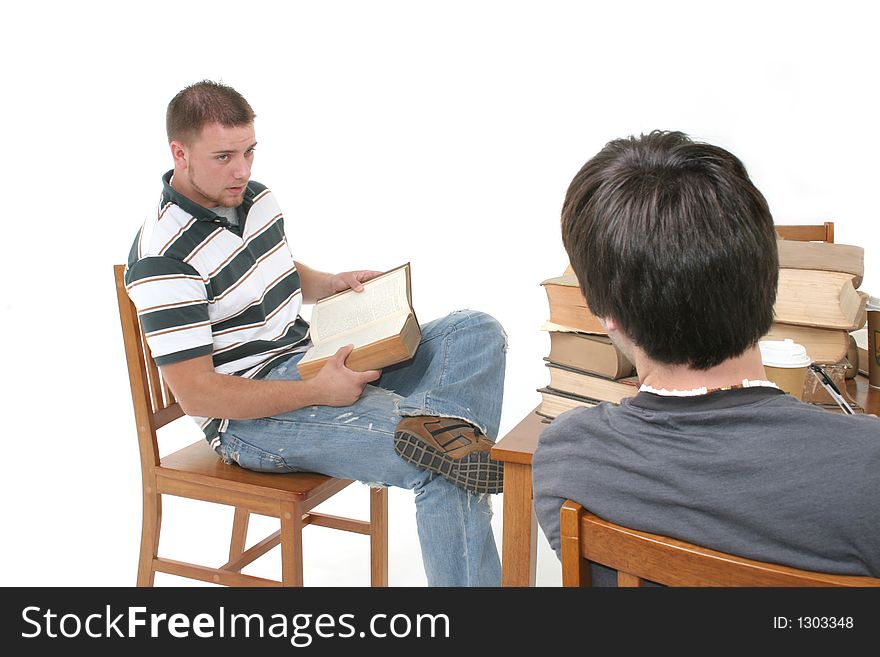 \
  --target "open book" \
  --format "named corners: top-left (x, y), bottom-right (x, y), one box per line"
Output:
top-left (296, 263), bottom-right (421, 379)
